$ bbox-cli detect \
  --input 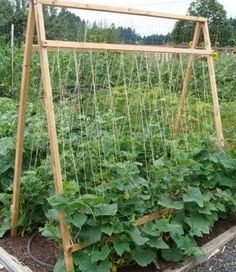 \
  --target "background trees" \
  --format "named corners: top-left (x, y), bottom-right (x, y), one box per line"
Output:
top-left (171, 0), bottom-right (236, 46)
top-left (0, 0), bottom-right (235, 46)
